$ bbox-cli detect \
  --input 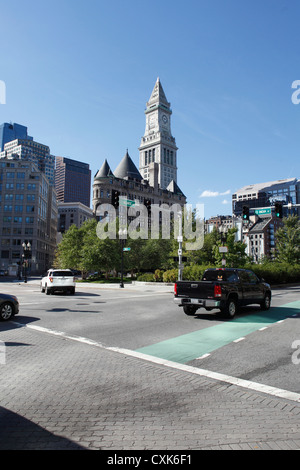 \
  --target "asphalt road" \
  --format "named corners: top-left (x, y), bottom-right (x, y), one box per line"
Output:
top-left (1, 278), bottom-right (300, 451)
top-left (2, 279), bottom-right (300, 393)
